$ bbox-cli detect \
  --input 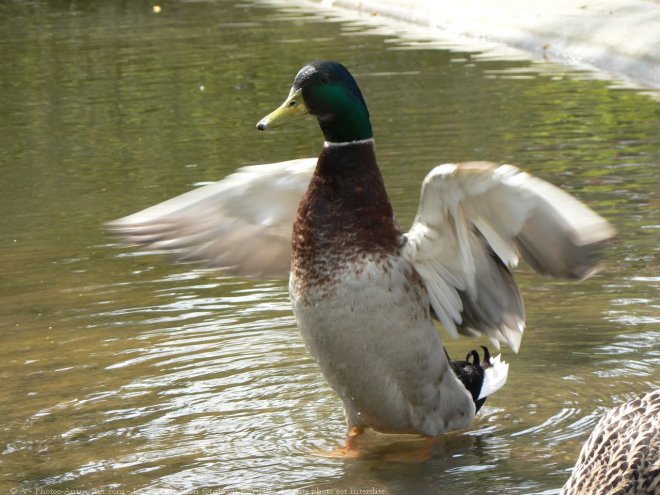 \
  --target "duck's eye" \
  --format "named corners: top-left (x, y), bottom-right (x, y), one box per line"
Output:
top-left (320, 73), bottom-right (331, 84)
